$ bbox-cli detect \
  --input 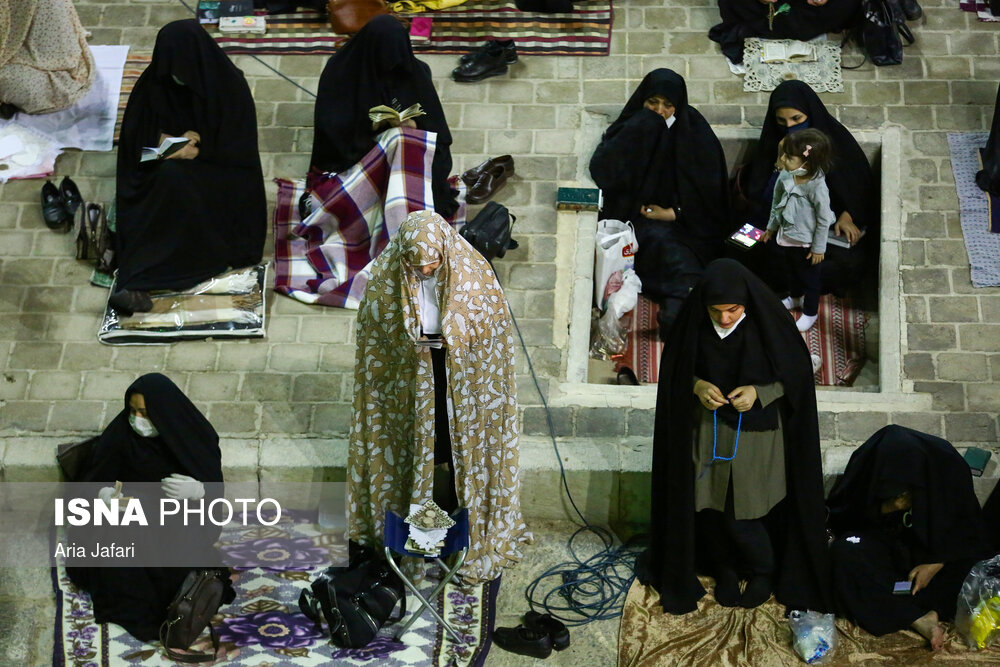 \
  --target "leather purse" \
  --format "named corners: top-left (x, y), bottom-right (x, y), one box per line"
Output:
top-left (460, 201), bottom-right (519, 262)
top-left (859, 0), bottom-right (913, 66)
top-left (298, 549), bottom-right (406, 649)
top-left (327, 0), bottom-right (389, 35)
top-left (159, 569), bottom-right (227, 664)
top-left (56, 437), bottom-right (99, 482)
